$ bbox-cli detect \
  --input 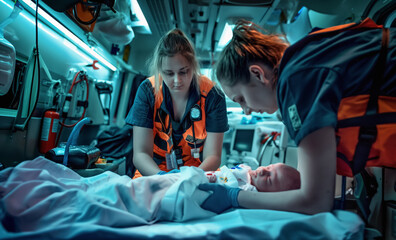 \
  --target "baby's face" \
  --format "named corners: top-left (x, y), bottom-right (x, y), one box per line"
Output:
top-left (249, 163), bottom-right (299, 192)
